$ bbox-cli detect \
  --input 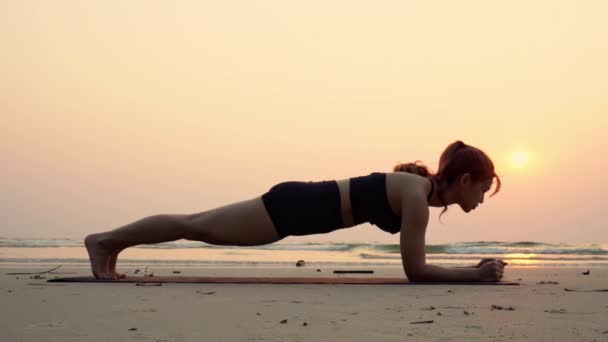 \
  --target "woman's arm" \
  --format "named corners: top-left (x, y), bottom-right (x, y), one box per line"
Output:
top-left (411, 264), bottom-right (480, 282)
top-left (399, 190), bottom-right (481, 282)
